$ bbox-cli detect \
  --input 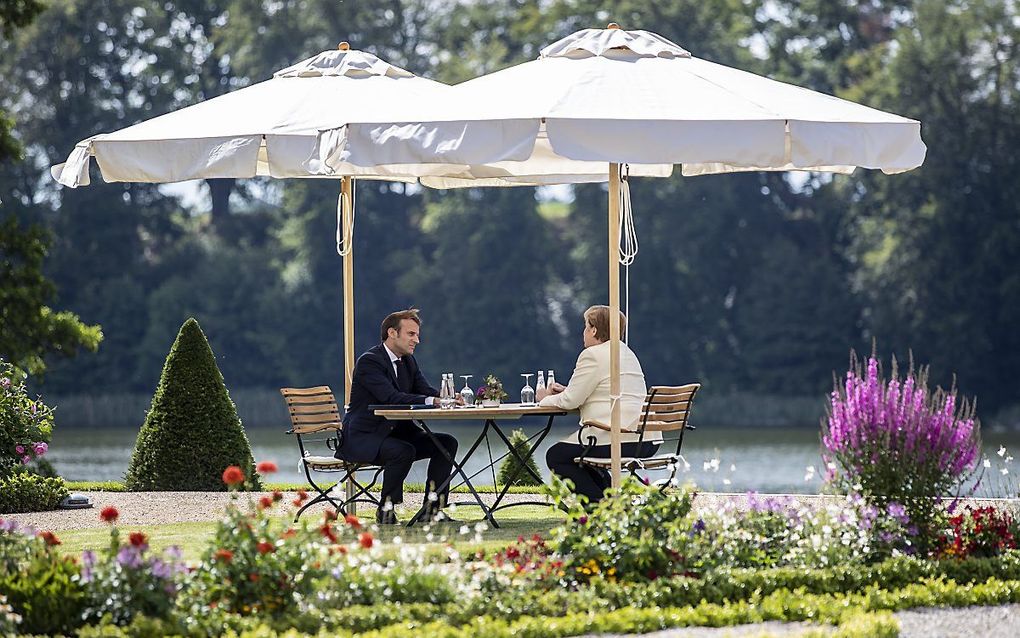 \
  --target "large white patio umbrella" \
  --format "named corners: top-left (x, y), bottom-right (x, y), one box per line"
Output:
top-left (50, 44), bottom-right (463, 406)
top-left (315, 25), bottom-right (927, 484)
